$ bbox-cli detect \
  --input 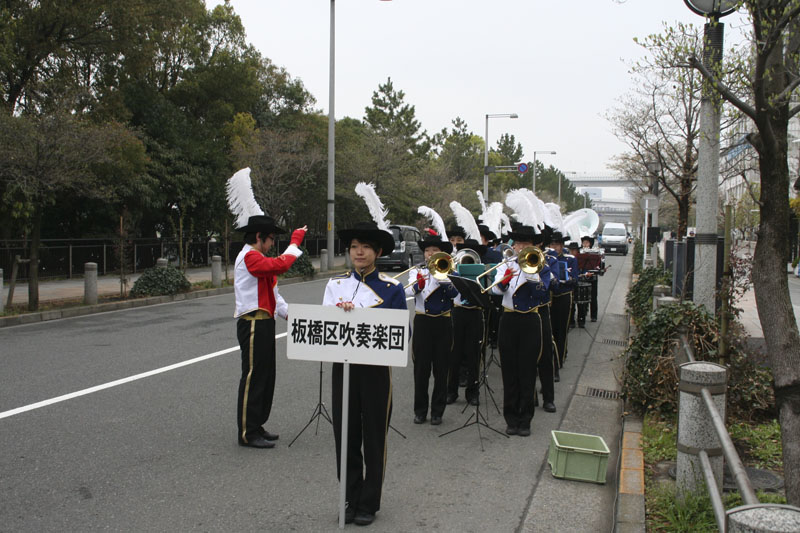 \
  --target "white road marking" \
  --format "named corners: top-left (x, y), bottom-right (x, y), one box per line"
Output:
top-left (0, 332), bottom-right (289, 420)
